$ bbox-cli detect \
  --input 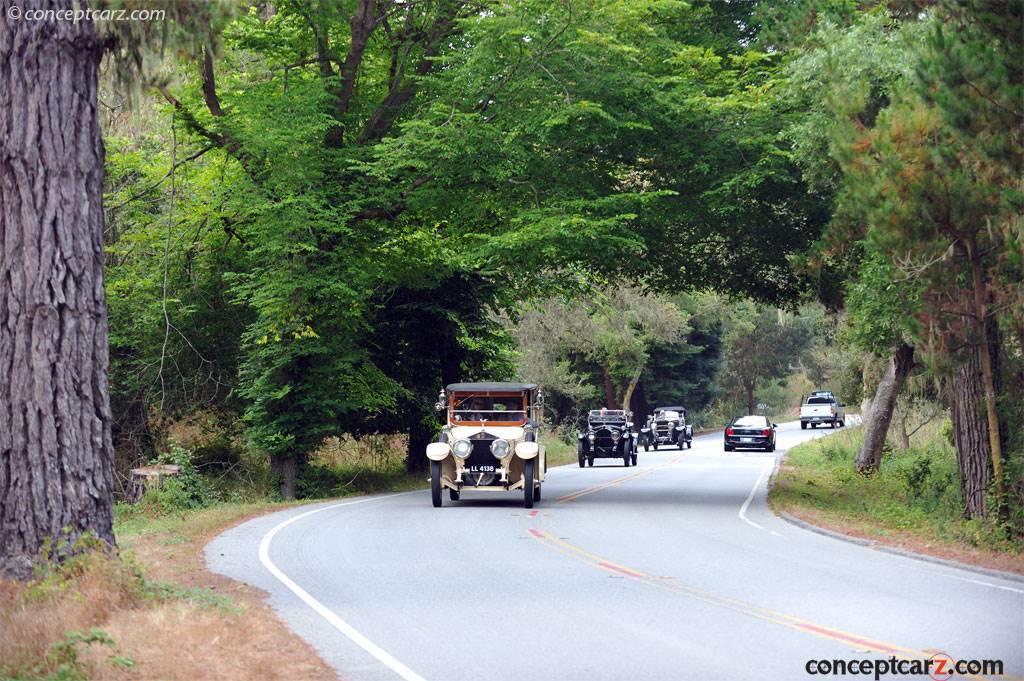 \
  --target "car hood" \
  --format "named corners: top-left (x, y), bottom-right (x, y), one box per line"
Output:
top-left (450, 425), bottom-right (526, 441)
